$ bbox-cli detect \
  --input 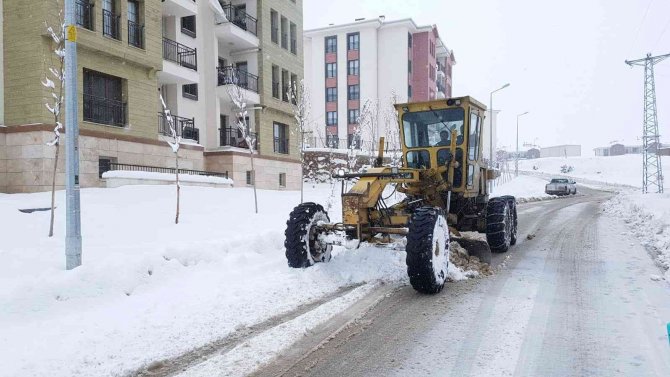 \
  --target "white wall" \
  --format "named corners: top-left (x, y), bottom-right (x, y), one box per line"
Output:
top-left (0, 0), bottom-right (4, 125)
top-left (541, 145), bottom-right (582, 158)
